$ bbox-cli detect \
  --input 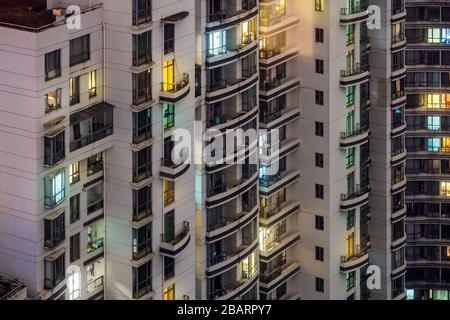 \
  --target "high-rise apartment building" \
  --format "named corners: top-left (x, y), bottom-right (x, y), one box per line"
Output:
top-left (405, 0), bottom-right (450, 300)
top-left (0, 0), bottom-right (417, 301)
top-left (194, 0), bottom-right (260, 300)
top-left (0, 0), bottom-right (196, 300)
